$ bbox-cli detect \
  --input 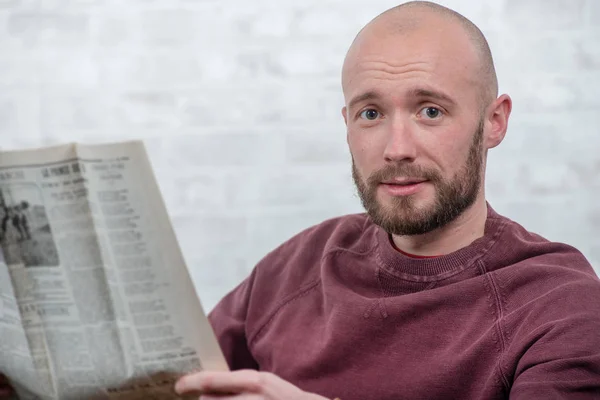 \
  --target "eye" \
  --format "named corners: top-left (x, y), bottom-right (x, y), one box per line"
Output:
top-left (359, 109), bottom-right (380, 121)
top-left (420, 107), bottom-right (443, 119)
